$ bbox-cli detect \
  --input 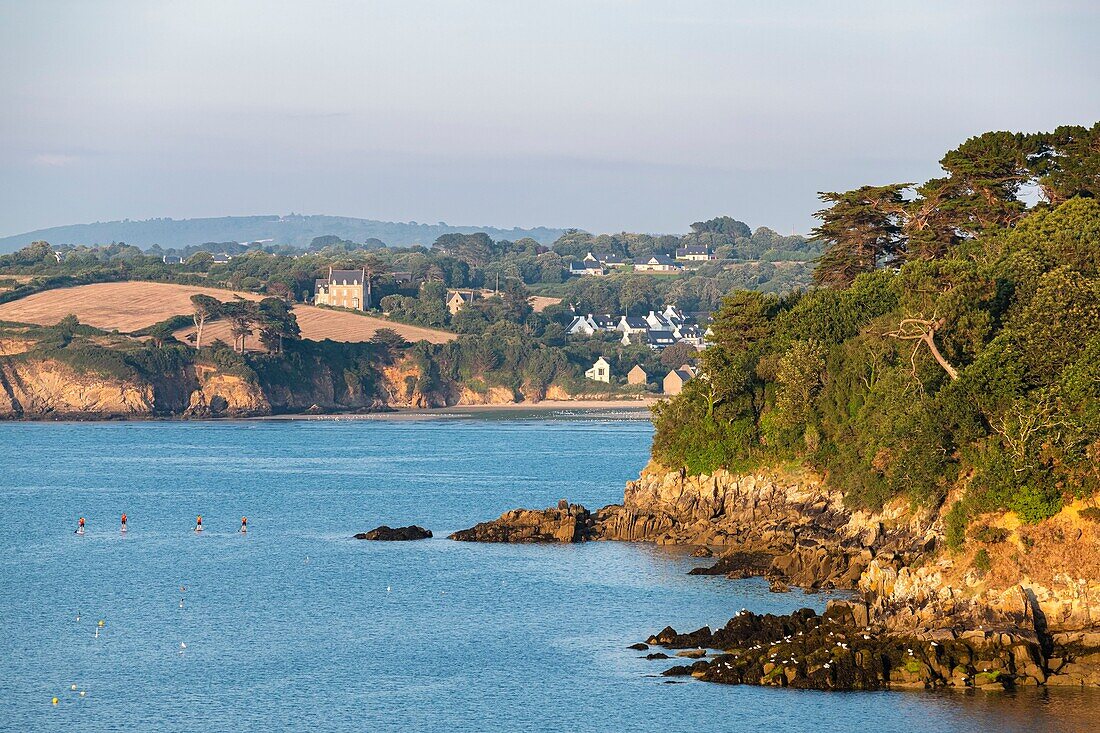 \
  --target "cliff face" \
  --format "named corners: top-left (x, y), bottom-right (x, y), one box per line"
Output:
top-left (0, 354), bottom-right (395, 419)
top-left (600, 463), bottom-right (1100, 638)
top-left (0, 359), bottom-right (157, 418)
